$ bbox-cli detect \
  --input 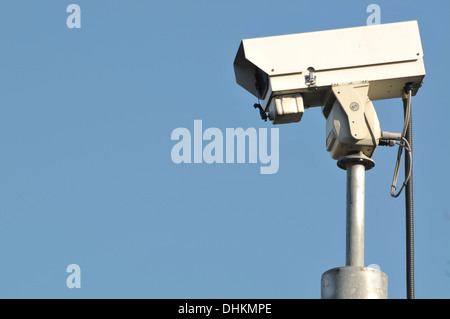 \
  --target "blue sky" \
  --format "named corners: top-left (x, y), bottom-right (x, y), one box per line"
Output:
top-left (0, 0), bottom-right (449, 299)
